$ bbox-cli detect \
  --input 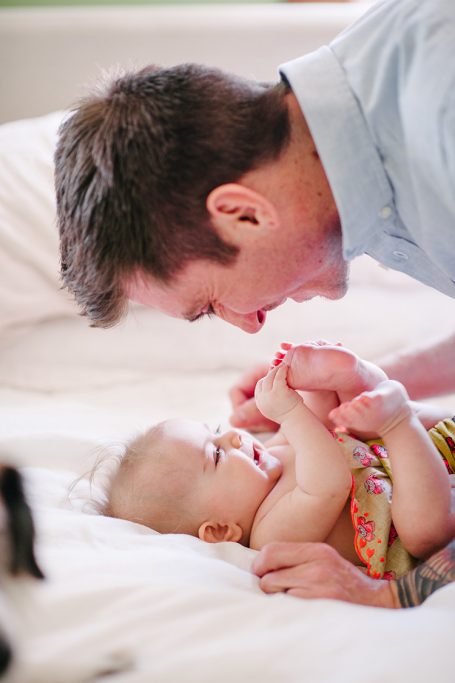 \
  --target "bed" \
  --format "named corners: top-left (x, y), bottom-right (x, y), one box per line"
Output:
top-left (1, 4), bottom-right (454, 682)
